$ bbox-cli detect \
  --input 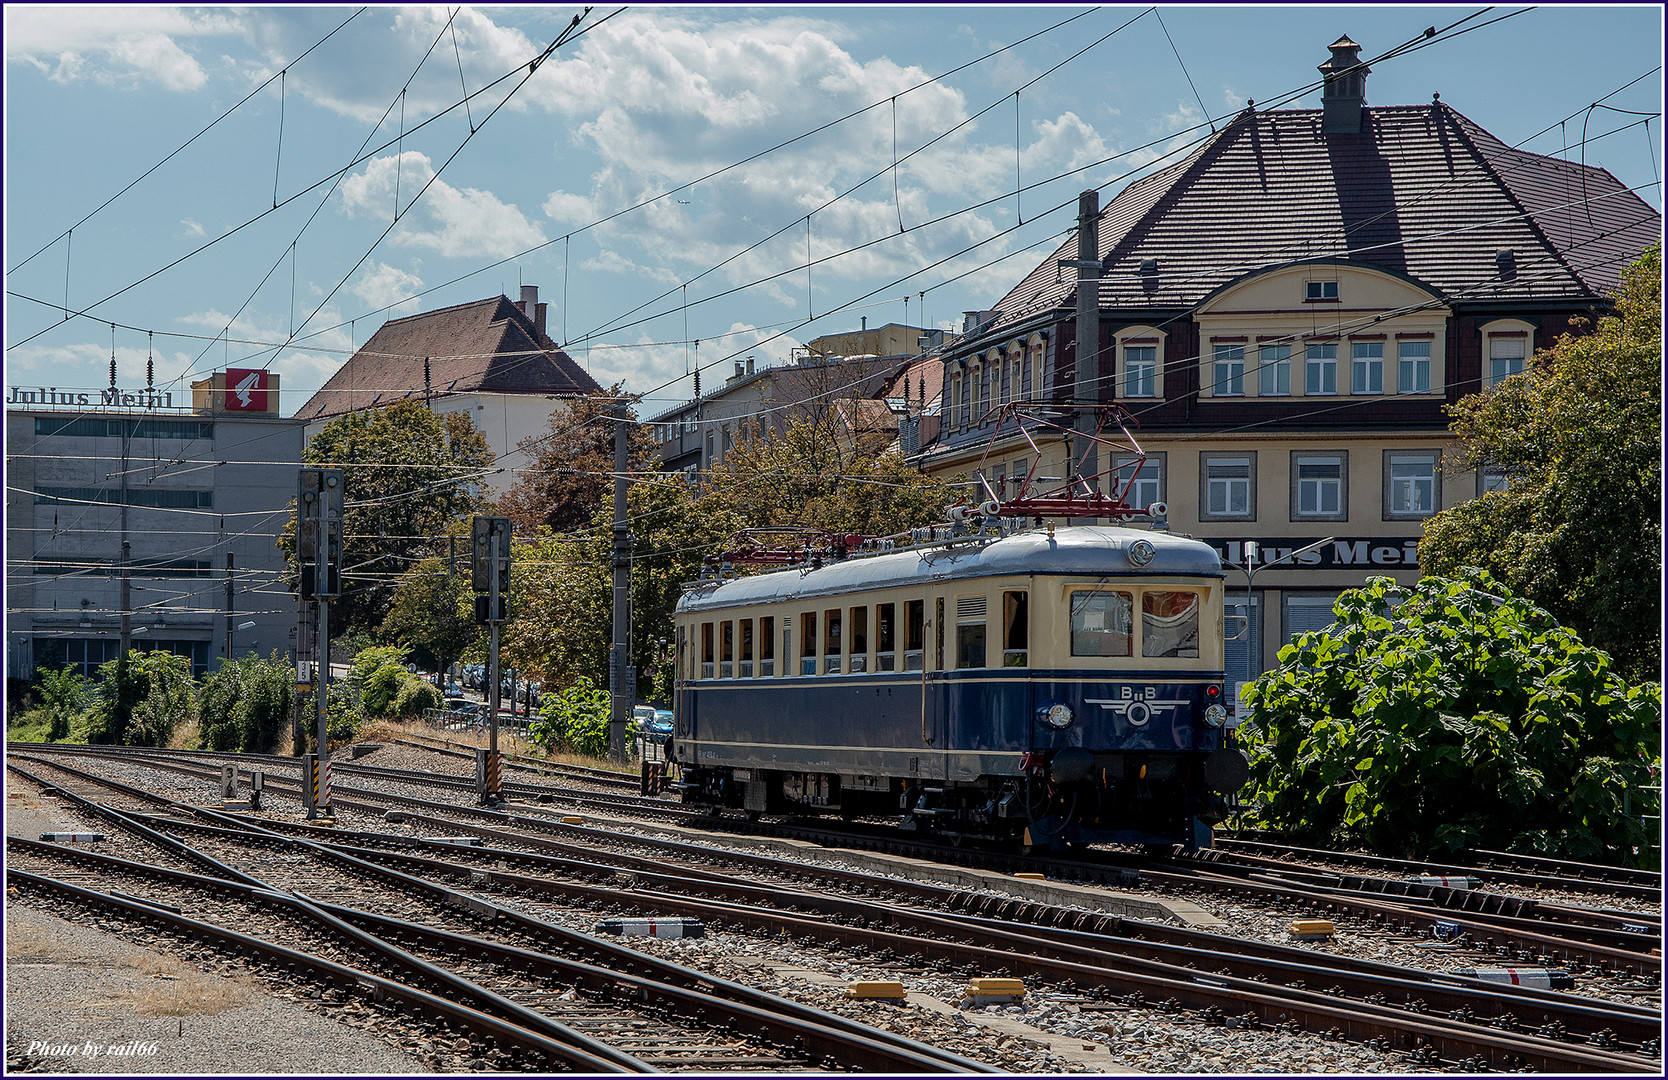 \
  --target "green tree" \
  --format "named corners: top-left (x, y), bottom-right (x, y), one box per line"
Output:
top-left (1240, 572), bottom-right (1661, 868)
top-left (284, 400), bottom-right (496, 633)
top-left (382, 555), bottom-right (479, 686)
top-left (87, 650), bottom-right (198, 747)
top-left (198, 653), bottom-right (294, 752)
top-left (39, 666), bottom-right (93, 741)
top-left (530, 676), bottom-right (613, 758)
top-left (499, 387), bottom-right (658, 534)
top-left (1420, 244), bottom-right (1661, 683)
